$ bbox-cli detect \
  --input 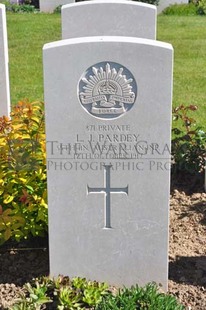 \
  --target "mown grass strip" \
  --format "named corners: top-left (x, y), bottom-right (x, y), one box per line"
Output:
top-left (6, 13), bottom-right (206, 128)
